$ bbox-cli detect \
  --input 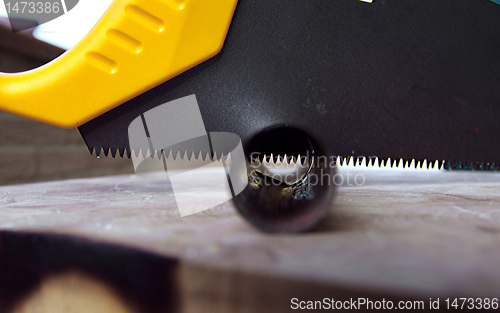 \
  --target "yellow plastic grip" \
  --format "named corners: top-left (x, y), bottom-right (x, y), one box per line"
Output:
top-left (0, 0), bottom-right (238, 128)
